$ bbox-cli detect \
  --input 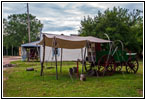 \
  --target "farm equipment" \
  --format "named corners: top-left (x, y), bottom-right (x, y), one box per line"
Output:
top-left (85, 39), bottom-right (139, 76)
